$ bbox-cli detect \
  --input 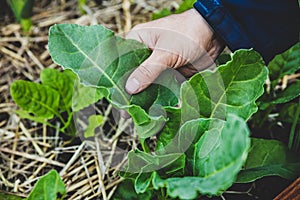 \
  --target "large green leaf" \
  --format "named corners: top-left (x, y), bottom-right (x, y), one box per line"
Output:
top-left (193, 114), bottom-right (250, 185)
top-left (268, 42), bottom-right (300, 88)
top-left (48, 24), bottom-right (180, 137)
top-left (236, 138), bottom-right (300, 183)
top-left (27, 170), bottom-right (66, 200)
top-left (181, 49), bottom-right (268, 122)
top-left (10, 80), bottom-right (60, 119)
top-left (155, 49), bottom-right (267, 156)
top-left (152, 114), bottom-right (250, 198)
top-left (41, 68), bottom-right (77, 111)
top-left (237, 163), bottom-right (300, 183)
